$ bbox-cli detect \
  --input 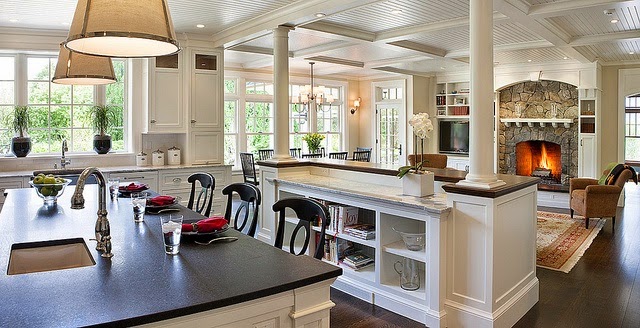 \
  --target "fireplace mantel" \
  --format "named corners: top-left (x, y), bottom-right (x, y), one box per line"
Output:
top-left (500, 118), bottom-right (572, 128)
